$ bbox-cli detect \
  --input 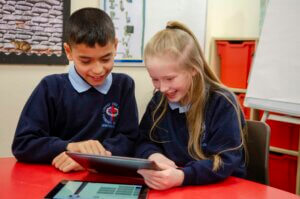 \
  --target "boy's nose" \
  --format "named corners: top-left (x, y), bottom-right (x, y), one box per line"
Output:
top-left (92, 62), bottom-right (104, 74)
